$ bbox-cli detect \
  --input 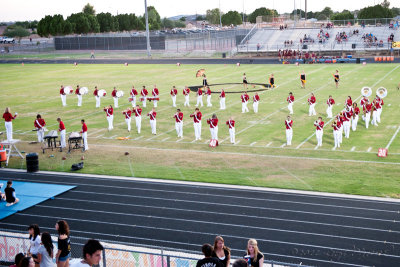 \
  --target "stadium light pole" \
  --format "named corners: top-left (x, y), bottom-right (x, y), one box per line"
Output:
top-left (144, 0), bottom-right (151, 57)
top-left (219, 0), bottom-right (222, 28)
